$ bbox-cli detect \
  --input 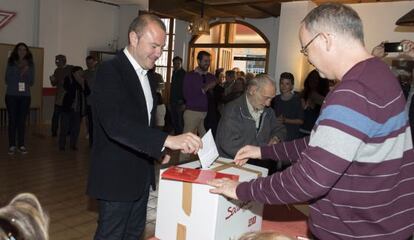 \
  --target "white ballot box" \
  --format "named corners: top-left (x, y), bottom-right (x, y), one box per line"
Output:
top-left (155, 158), bottom-right (268, 240)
